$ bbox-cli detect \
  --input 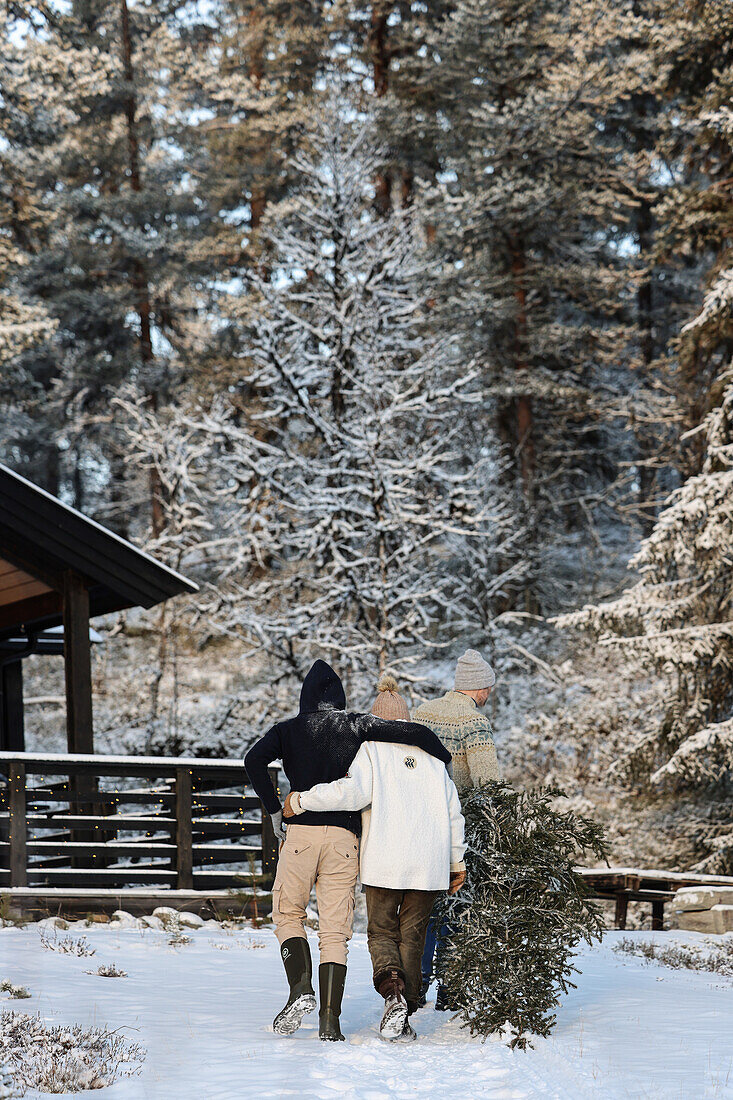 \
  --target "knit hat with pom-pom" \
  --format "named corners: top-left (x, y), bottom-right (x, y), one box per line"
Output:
top-left (370, 673), bottom-right (410, 721)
